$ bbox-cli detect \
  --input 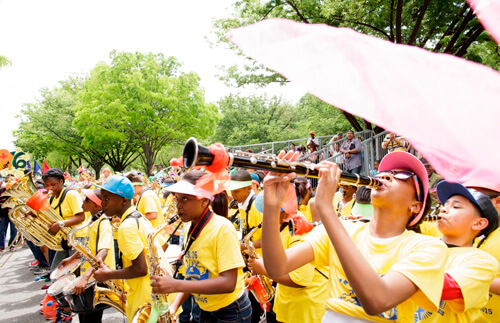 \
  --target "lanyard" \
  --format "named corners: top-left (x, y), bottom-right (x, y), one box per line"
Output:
top-left (173, 207), bottom-right (213, 278)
